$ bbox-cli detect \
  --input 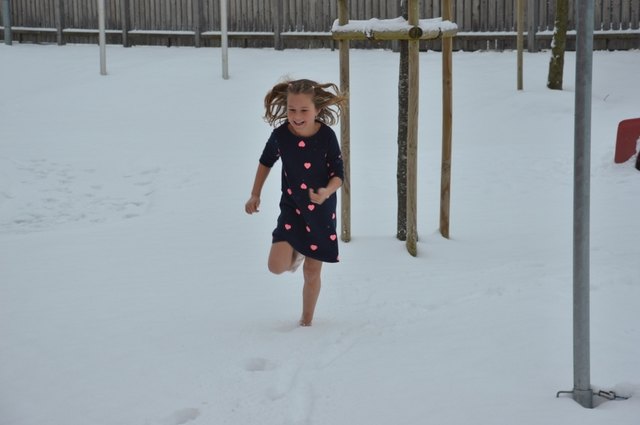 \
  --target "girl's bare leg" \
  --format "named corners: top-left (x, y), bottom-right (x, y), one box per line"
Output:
top-left (300, 257), bottom-right (322, 326)
top-left (268, 241), bottom-right (297, 274)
